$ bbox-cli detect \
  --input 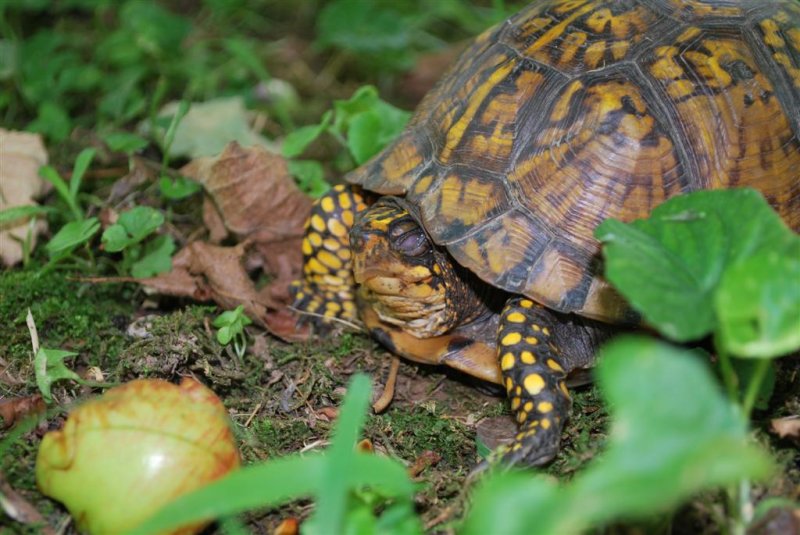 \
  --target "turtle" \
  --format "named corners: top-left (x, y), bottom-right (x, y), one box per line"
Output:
top-left (292, 0), bottom-right (800, 467)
